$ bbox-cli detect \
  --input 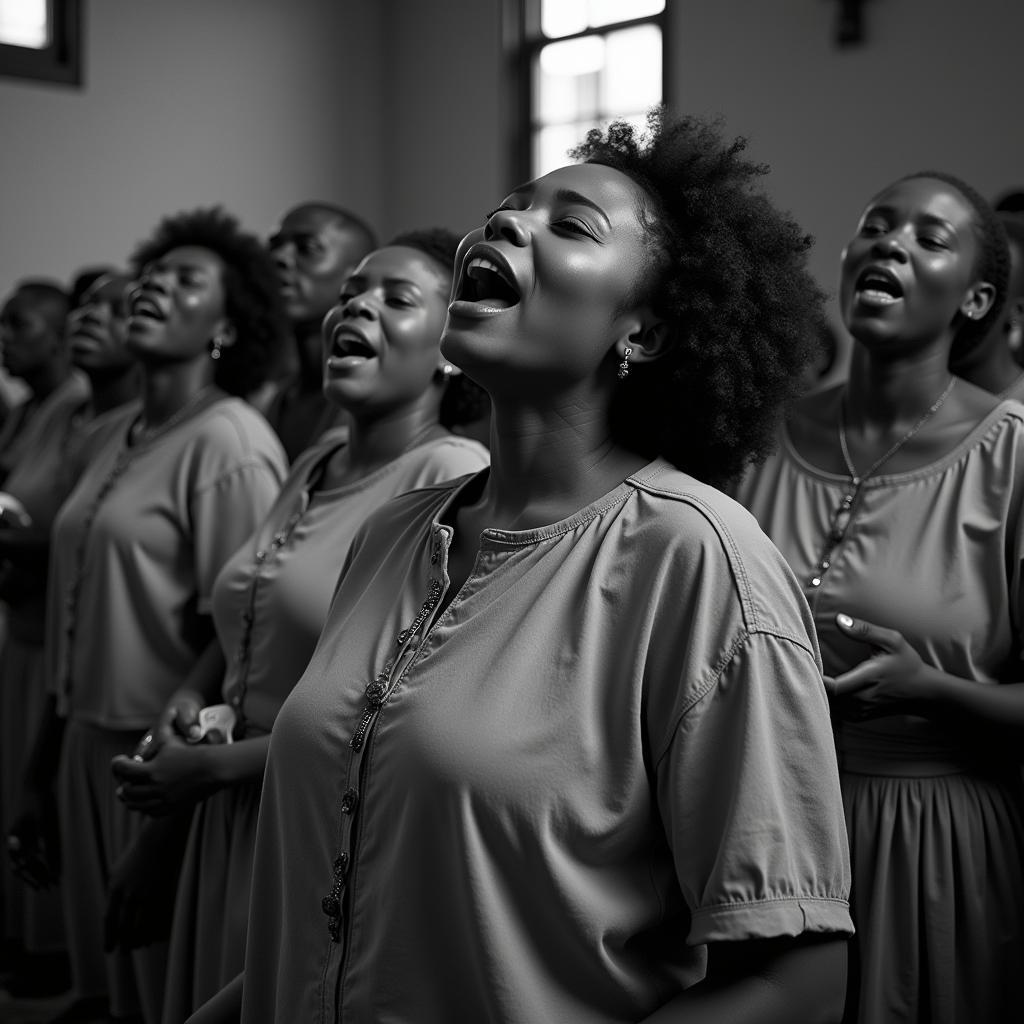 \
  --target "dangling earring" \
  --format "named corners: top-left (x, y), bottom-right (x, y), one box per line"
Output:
top-left (210, 335), bottom-right (225, 360)
top-left (617, 346), bottom-right (632, 381)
